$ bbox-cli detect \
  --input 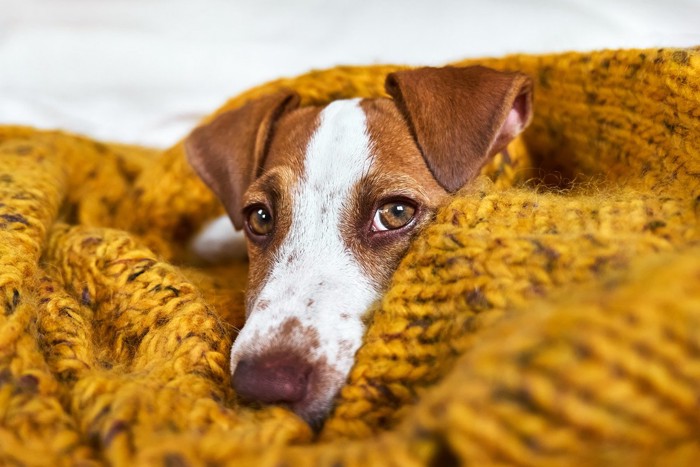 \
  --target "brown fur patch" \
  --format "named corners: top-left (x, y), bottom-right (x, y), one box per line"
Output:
top-left (275, 316), bottom-right (321, 352)
top-left (185, 91), bottom-right (300, 228)
top-left (385, 66), bottom-right (533, 192)
top-left (337, 98), bottom-right (449, 289)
